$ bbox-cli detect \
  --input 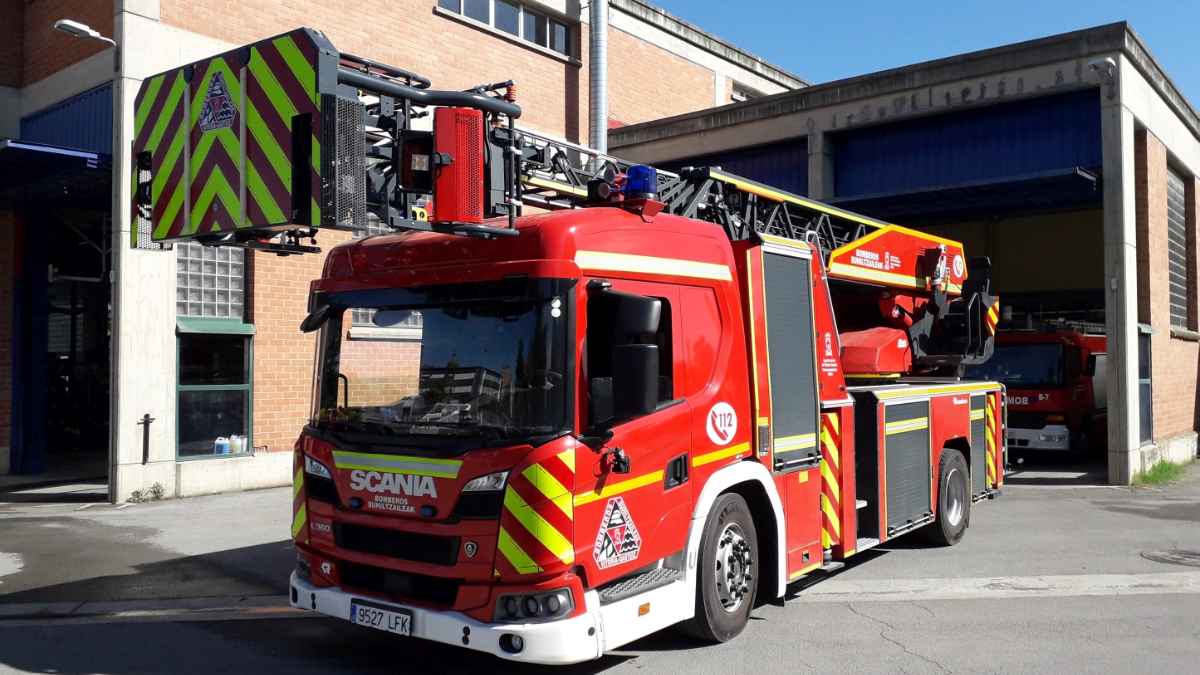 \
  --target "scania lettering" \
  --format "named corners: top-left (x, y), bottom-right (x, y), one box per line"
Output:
top-left (133, 29), bottom-right (1005, 664)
